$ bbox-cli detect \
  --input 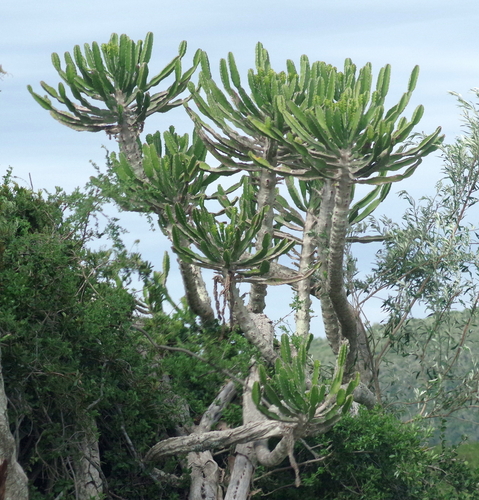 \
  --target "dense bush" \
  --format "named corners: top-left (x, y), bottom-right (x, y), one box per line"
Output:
top-left (255, 407), bottom-right (479, 499)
